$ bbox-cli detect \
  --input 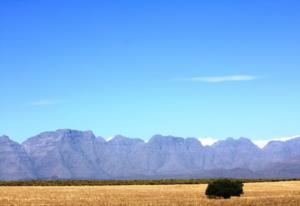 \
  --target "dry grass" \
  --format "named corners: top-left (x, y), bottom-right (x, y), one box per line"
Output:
top-left (0, 181), bottom-right (300, 206)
